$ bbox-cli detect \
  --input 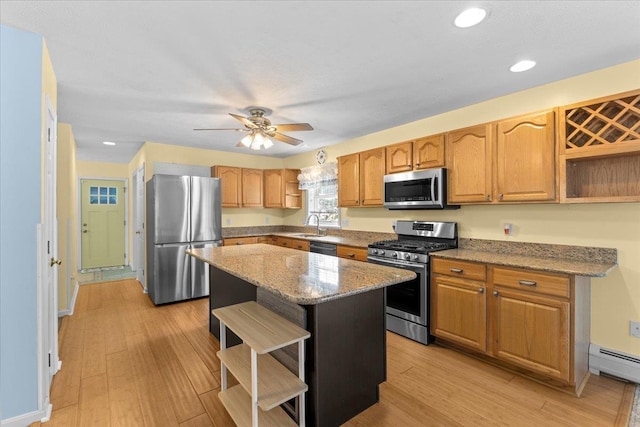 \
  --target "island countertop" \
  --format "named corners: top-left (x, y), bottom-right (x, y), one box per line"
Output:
top-left (187, 244), bottom-right (416, 305)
